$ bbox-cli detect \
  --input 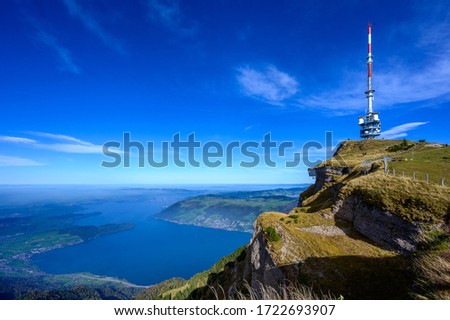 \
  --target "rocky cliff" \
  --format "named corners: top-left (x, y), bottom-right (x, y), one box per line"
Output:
top-left (249, 141), bottom-right (448, 296)
top-left (234, 141), bottom-right (449, 298)
top-left (242, 221), bottom-right (287, 290)
top-left (333, 194), bottom-right (427, 253)
top-left (144, 140), bottom-right (449, 300)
